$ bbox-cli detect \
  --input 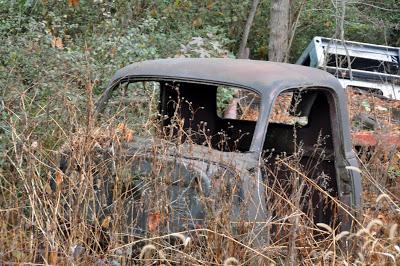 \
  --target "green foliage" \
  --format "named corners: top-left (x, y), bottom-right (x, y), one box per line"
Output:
top-left (216, 87), bottom-right (236, 116)
top-left (0, 0), bottom-right (235, 160)
top-left (291, 0), bottom-right (400, 60)
top-left (0, 0), bottom-right (398, 150)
